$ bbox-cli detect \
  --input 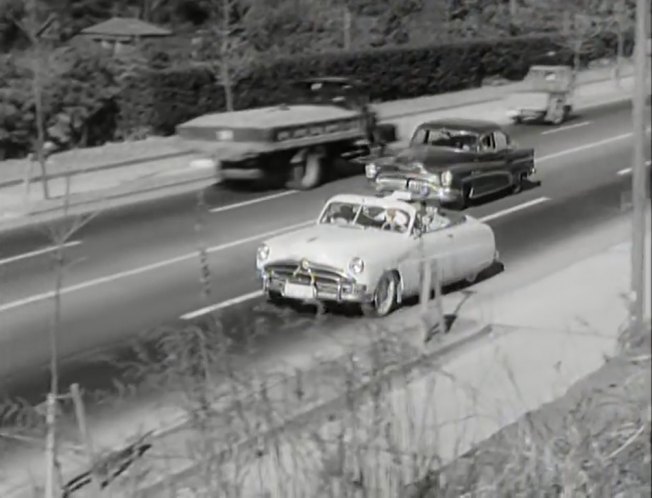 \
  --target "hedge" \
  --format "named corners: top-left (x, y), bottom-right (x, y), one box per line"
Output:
top-left (1, 32), bottom-right (634, 158)
top-left (115, 32), bottom-right (632, 139)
